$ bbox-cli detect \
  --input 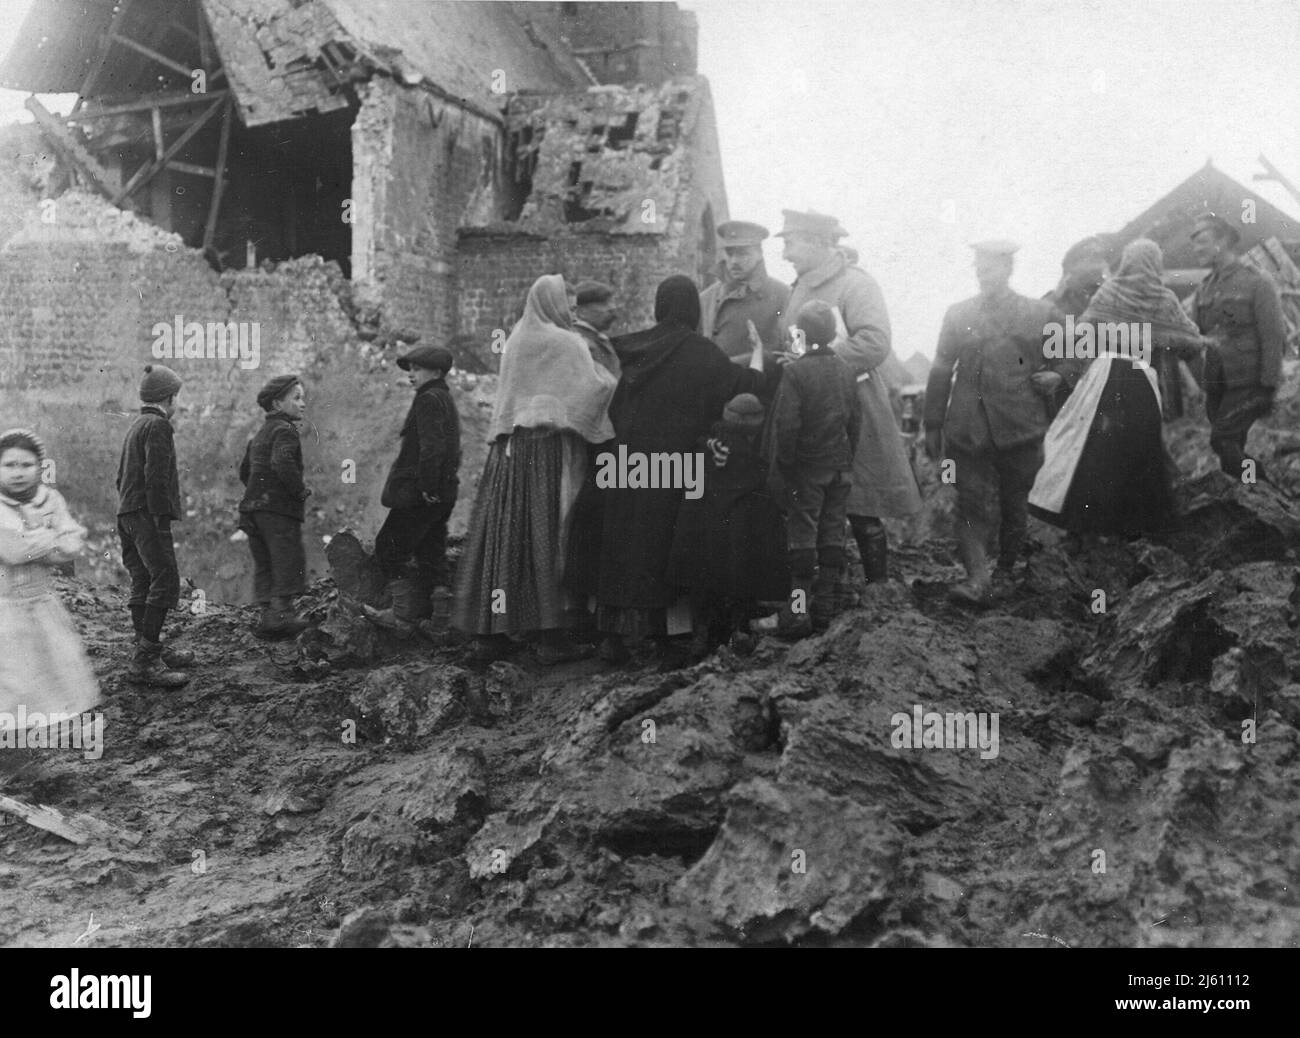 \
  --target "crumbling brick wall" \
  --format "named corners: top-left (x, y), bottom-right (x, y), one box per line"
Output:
top-left (455, 231), bottom-right (686, 363)
top-left (0, 189), bottom-right (491, 605)
top-left (351, 78), bottom-right (503, 345)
